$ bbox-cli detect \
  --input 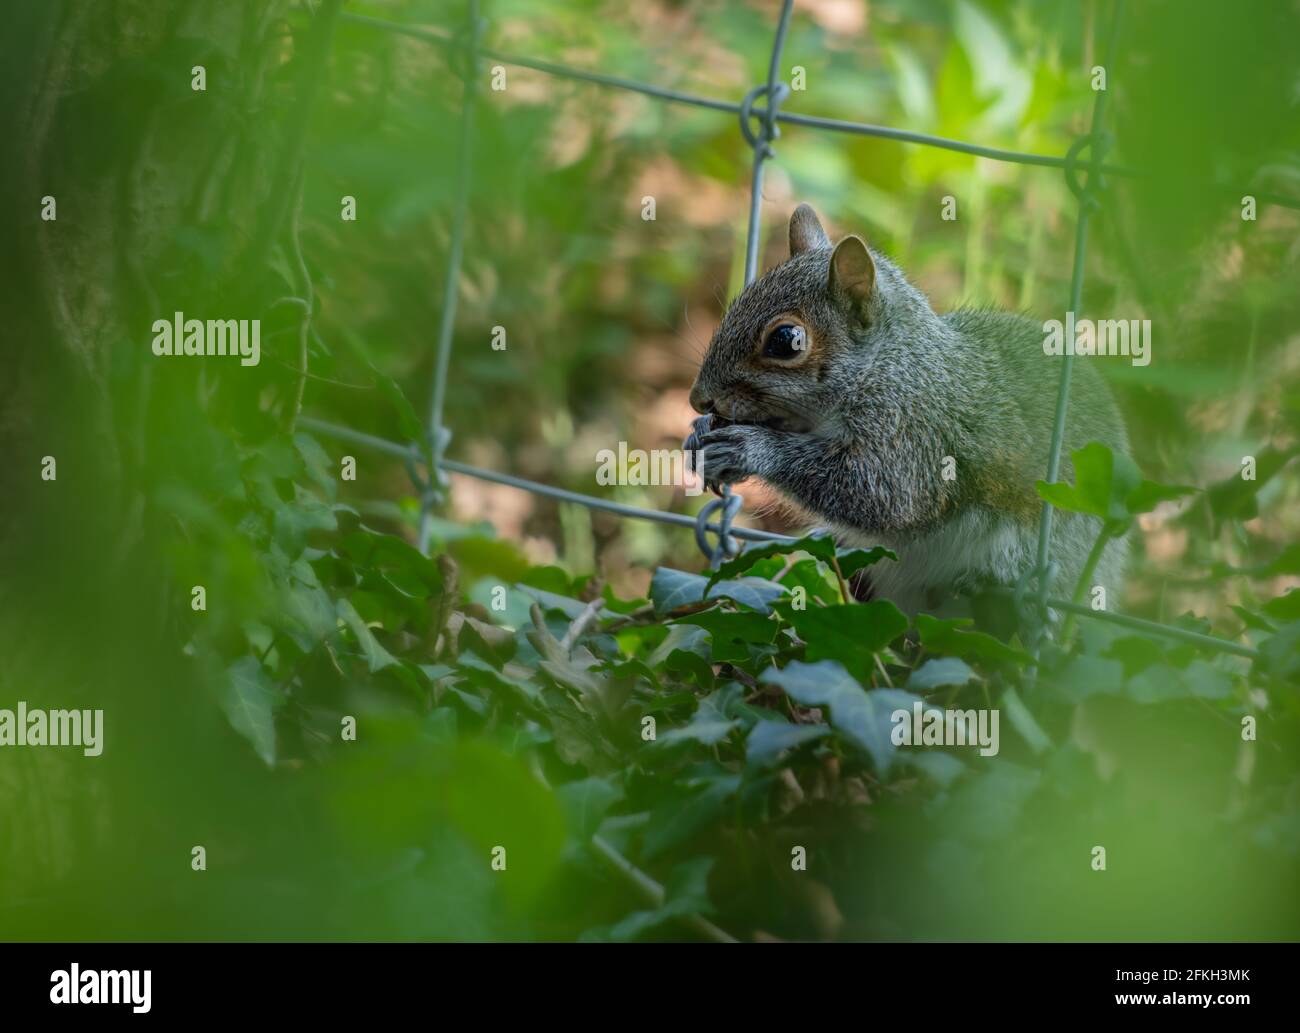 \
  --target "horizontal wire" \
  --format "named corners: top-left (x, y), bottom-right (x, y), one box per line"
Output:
top-left (337, 8), bottom-right (1300, 209)
top-left (773, 109), bottom-right (1132, 176)
top-left (318, 5), bottom-right (1272, 662)
top-left (1044, 599), bottom-right (1259, 659)
top-left (340, 10), bottom-right (741, 114)
top-left (298, 416), bottom-right (790, 544)
top-left (299, 417), bottom-right (1261, 658)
